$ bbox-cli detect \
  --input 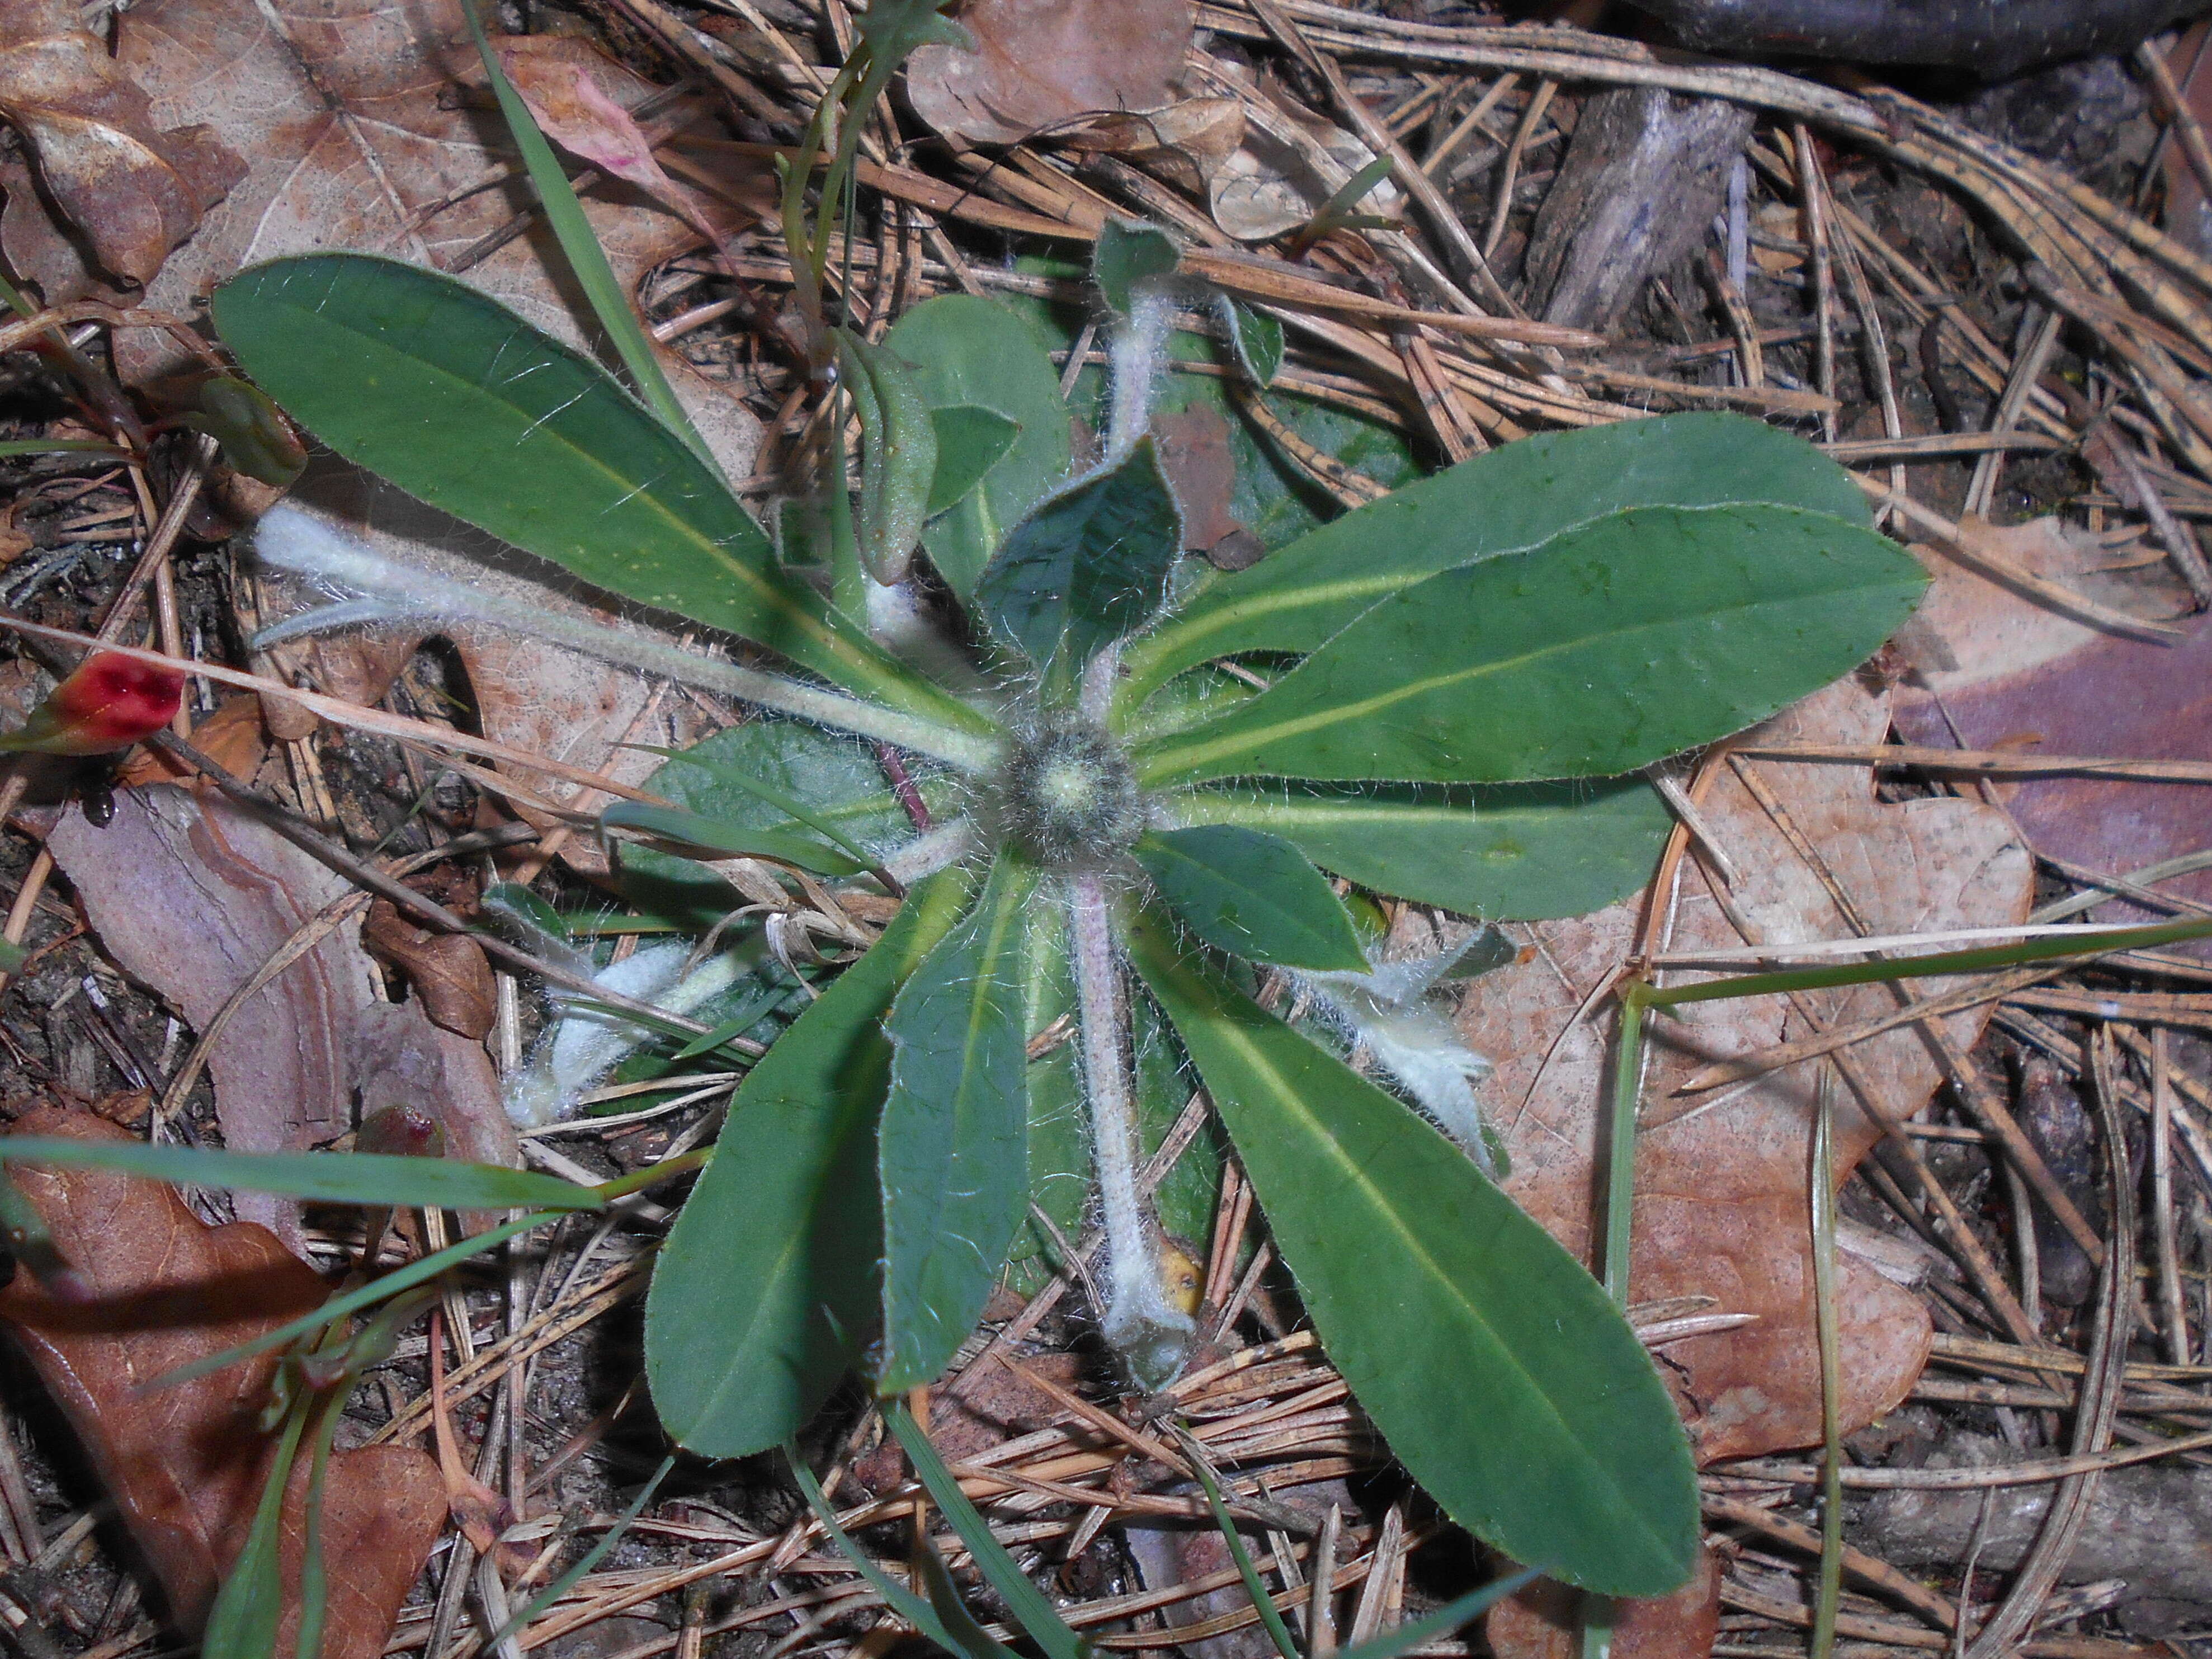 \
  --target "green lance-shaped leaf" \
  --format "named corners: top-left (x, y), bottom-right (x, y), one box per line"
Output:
top-left (1125, 909), bottom-right (1698, 1599)
top-left (973, 435), bottom-right (1183, 685)
top-left (1121, 411), bottom-right (1876, 703)
top-left (926, 404), bottom-right (1021, 515)
top-left (834, 331), bottom-right (938, 583)
top-left (1169, 777), bottom-right (1673, 921)
top-left (885, 295), bottom-right (1072, 598)
top-left (1133, 824), bottom-right (1366, 970)
top-left (211, 253), bottom-right (982, 736)
top-left (0, 1138), bottom-right (602, 1212)
top-left (645, 869), bottom-right (973, 1458)
top-left (602, 800), bottom-right (867, 878)
top-left (1093, 220), bottom-right (1181, 315)
top-left (1138, 504), bottom-right (1927, 788)
top-left (876, 856), bottom-right (1036, 1393)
